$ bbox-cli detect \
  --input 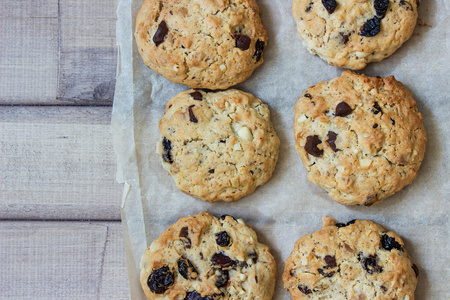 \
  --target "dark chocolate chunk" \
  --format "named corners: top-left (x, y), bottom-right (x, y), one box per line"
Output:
top-left (335, 101), bottom-right (353, 117)
top-left (215, 269), bottom-right (229, 288)
top-left (412, 263), bottom-right (419, 277)
top-left (360, 254), bottom-right (383, 274)
top-left (211, 252), bottom-right (237, 268)
top-left (304, 93), bottom-right (312, 99)
top-left (298, 284), bottom-right (313, 295)
top-left (162, 137), bottom-right (173, 164)
top-left (253, 40), bottom-right (265, 62)
top-left (208, 169), bottom-right (215, 174)
top-left (321, 0), bottom-right (338, 14)
top-left (190, 91), bottom-right (203, 101)
top-left (318, 268), bottom-right (336, 277)
top-left (178, 257), bottom-right (198, 279)
top-left (327, 131), bottom-right (339, 152)
top-left (340, 32), bottom-right (350, 44)
top-left (324, 255), bottom-right (337, 268)
top-left (219, 139), bottom-right (227, 143)
top-left (374, 0), bottom-right (389, 18)
top-left (153, 21), bottom-right (168, 46)
top-left (188, 105), bottom-right (198, 123)
top-left (235, 34), bottom-right (251, 50)
top-left (380, 234), bottom-right (403, 251)
top-left (305, 135), bottom-right (323, 157)
top-left (215, 231), bottom-right (231, 247)
top-left (371, 102), bottom-right (383, 114)
top-left (360, 16), bottom-right (381, 37)
top-left (335, 219), bottom-right (356, 228)
top-left (147, 266), bottom-right (174, 294)
top-left (373, 123), bottom-right (378, 128)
